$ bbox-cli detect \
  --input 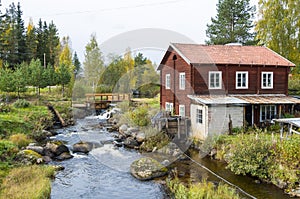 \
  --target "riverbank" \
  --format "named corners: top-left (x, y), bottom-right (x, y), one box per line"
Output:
top-left (193, 130), bottom-right (300, 198)
top-left (0, 96), bottom-right (74, 198)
